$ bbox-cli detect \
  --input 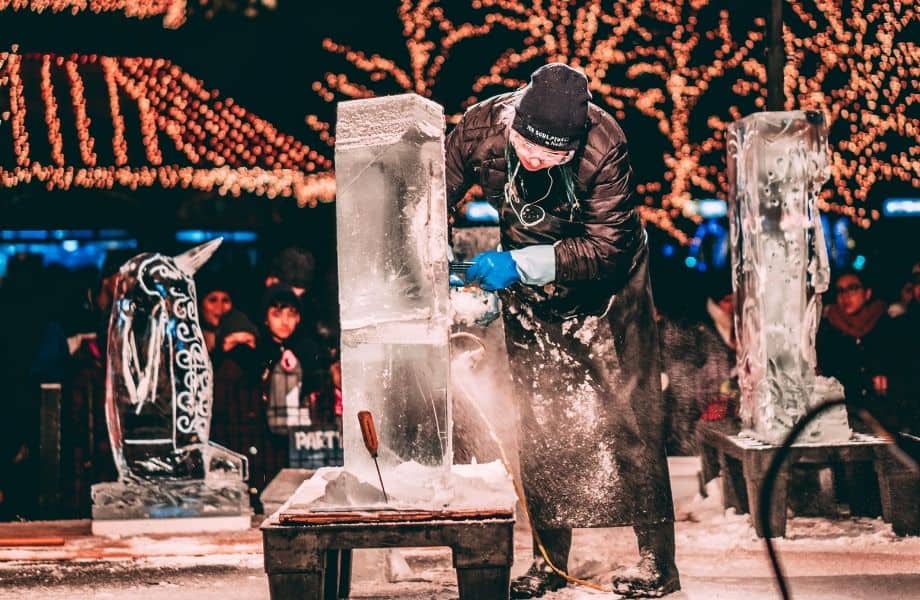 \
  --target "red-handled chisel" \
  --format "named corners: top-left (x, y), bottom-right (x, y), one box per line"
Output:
top-left (357, 410), bottom-right (389, 503)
